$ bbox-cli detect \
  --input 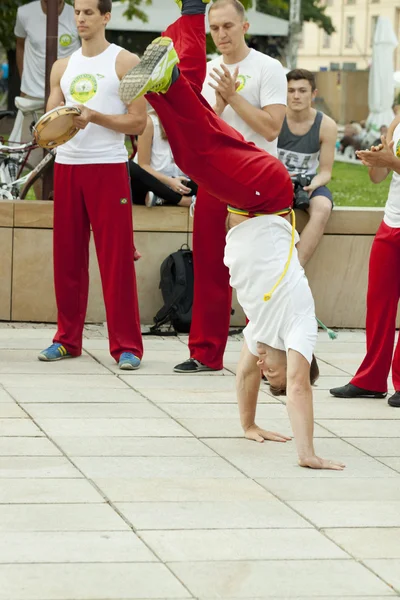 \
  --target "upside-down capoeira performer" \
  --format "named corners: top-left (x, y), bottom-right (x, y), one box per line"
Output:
top-left (119, 0), bottom-right (345, 470)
